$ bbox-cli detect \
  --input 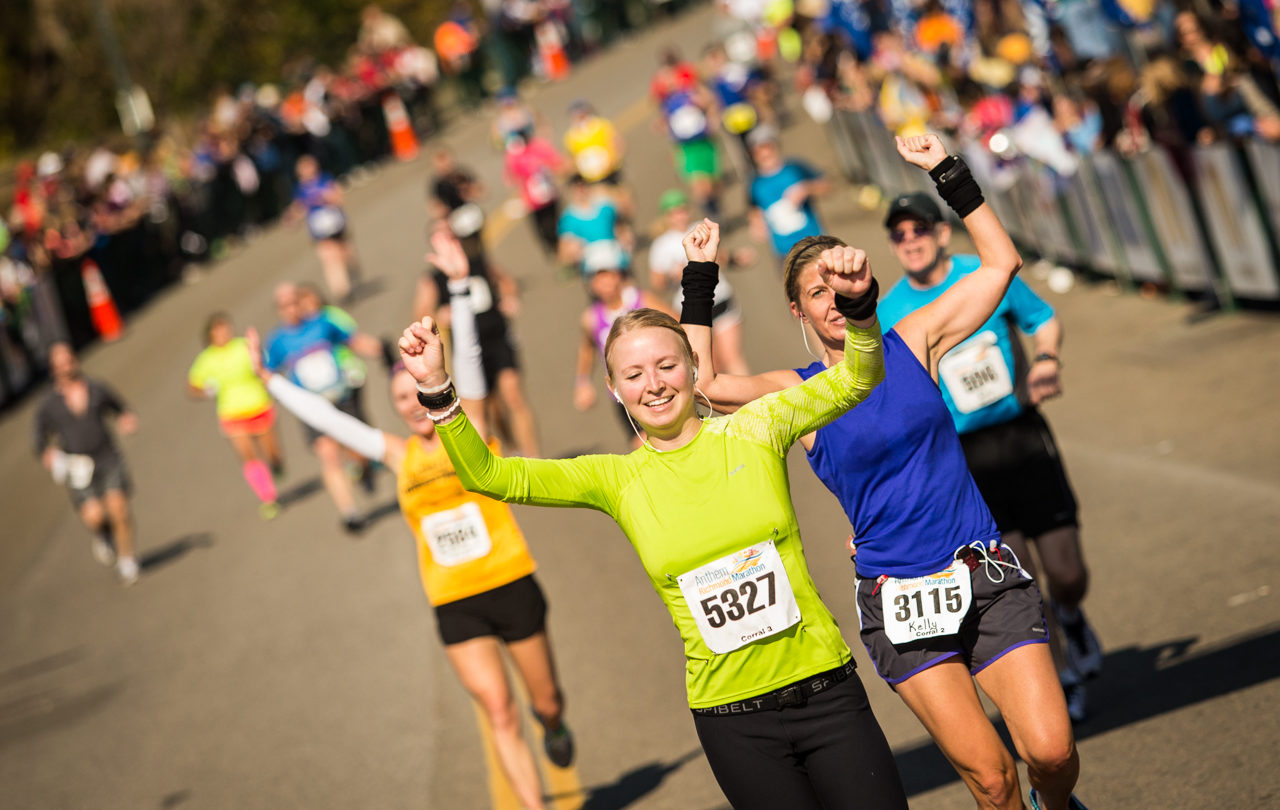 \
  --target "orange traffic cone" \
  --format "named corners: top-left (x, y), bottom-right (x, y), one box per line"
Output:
top-left (81, 258), bottom-right (123, 341)
top-left (382, 92), bottom-right (419, 162)
top-left (536, 21), bottom-right (570, 81)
